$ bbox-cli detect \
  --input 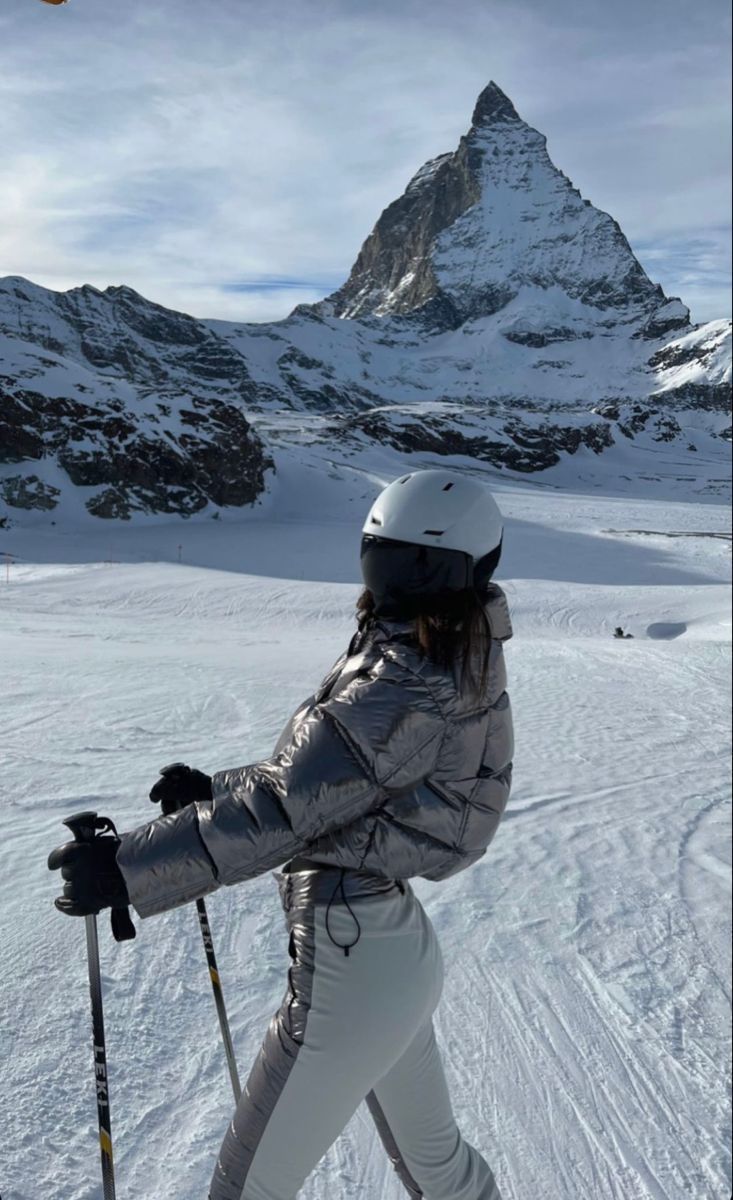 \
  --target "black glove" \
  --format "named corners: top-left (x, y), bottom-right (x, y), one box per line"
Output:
top-left (48, 835), bottom-right (129, 918)
top-left (149, 762), bottom-right (213, 815)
